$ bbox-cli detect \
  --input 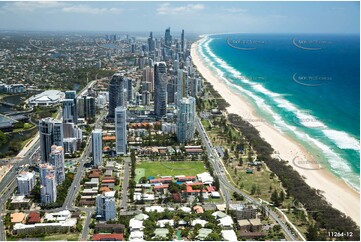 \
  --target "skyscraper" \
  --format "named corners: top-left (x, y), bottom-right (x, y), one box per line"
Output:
top-left (39, 163), bottom-right (55, 186)
top-left (147, 32), bottom-right (155, 52)
top-left (39, 118), bottom-right (63, 163)
top-left (96, 191), bottom-right (116, 221)
top-left (177, 69), bottom-right (188, 105)
top-left (142, 91), bottom-right (151, 106)
top-left (64, 91), bottom-right (77, 123)
top-left (154, 62), bottom-right (167, 118)
top-left (49, 145), bottom-right (65, 185)
top-left (164, 27), bottom-right (172, 49)
top-left (107, 74), bottom-right (127, 120)
top-left (92, 129), bottom-right (103, 166)
top-left (181, 29), bottom-right (185, 52)
top-left (188, 77), bottom-right (199, 98)
top-left (41, 174), bottom-right (57, 205)
top-left (115, 107), bottom-right (127, 155)
top-left (17, 171), bottom-right (36, 196)
top-left (176, 97), bottom-right (196, 143)
top-left (127, 79), bottom-right (133, 102)
top-left (62, 99), bottom-right (76, 123)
